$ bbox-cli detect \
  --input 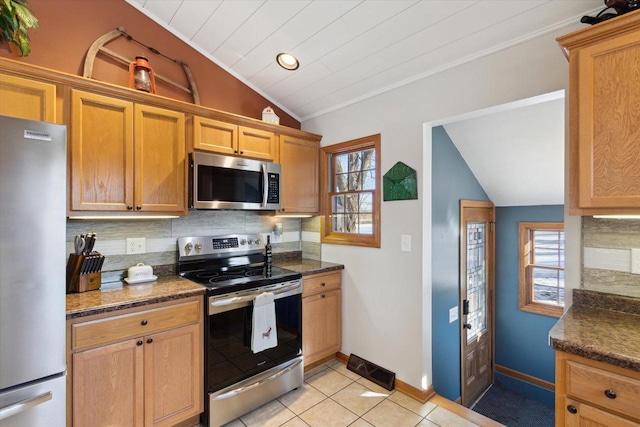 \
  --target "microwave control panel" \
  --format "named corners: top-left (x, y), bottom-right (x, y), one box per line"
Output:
top-left (267, 173), bottom-right (280, 203)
